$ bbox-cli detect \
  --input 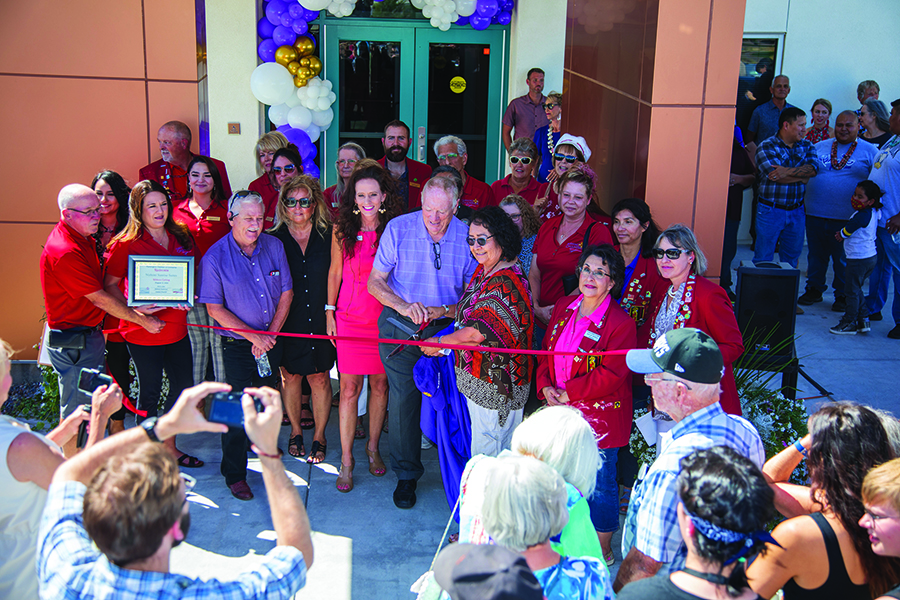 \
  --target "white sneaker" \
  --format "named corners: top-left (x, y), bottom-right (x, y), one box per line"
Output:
top-left (421, 434), bottom-right (434, 450)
